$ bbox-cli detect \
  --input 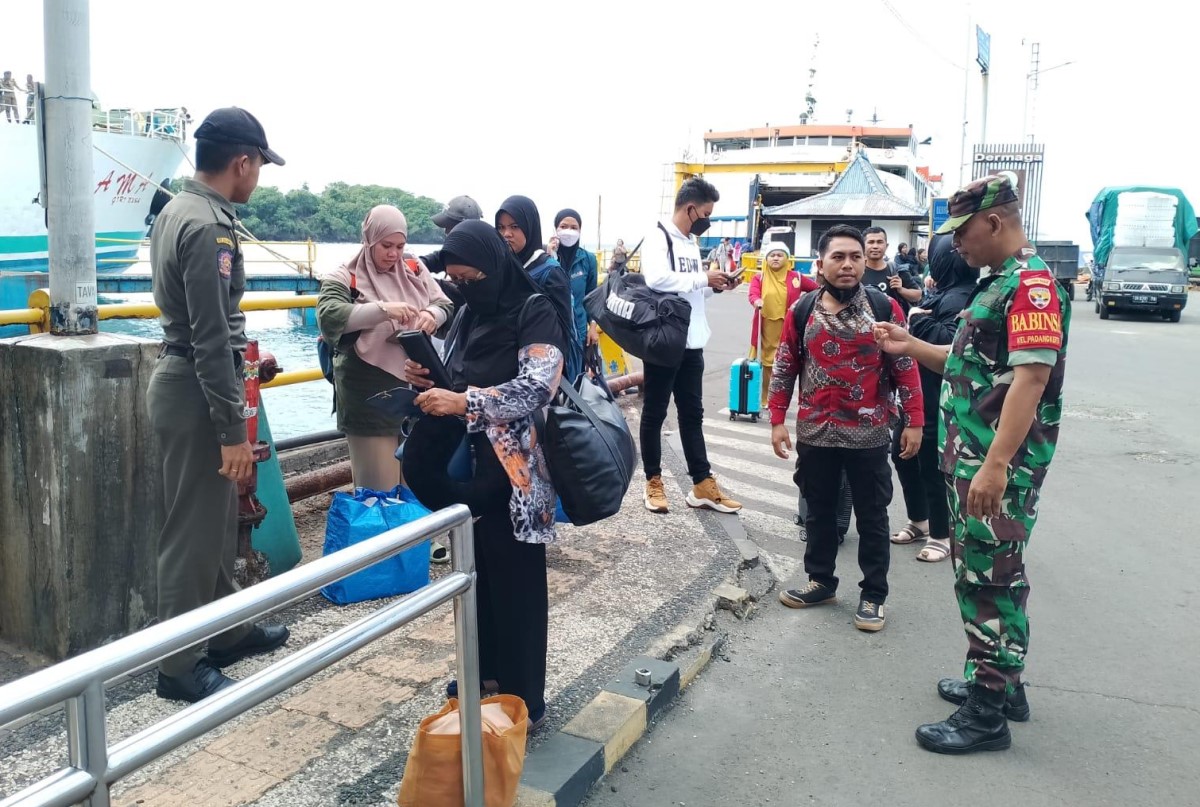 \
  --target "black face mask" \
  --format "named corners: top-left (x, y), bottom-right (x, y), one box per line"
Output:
top-left (455, 274), bottom-right (502, 316)
top-left (689, 207), bottom-right (711, 237)
top-left (822, 281), bottom-right (861, 304)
